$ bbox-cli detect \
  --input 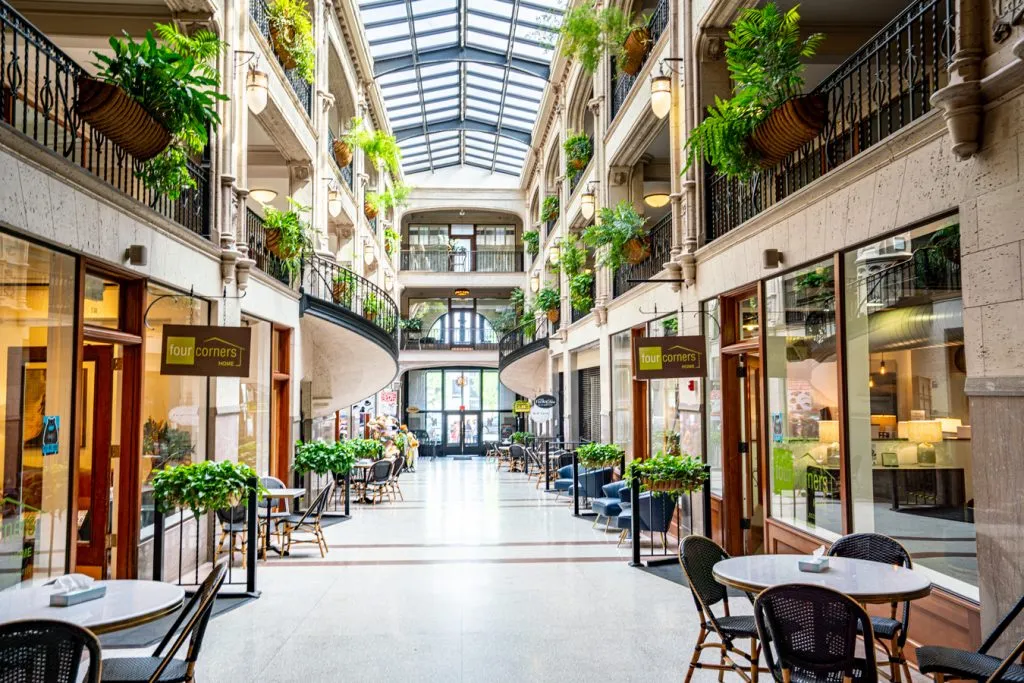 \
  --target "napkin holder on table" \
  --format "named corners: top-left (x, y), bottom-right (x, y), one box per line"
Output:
top-left (798, 546), bottom-right (830, 573)
top-left (49, 574), bottom-right (106, 606)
